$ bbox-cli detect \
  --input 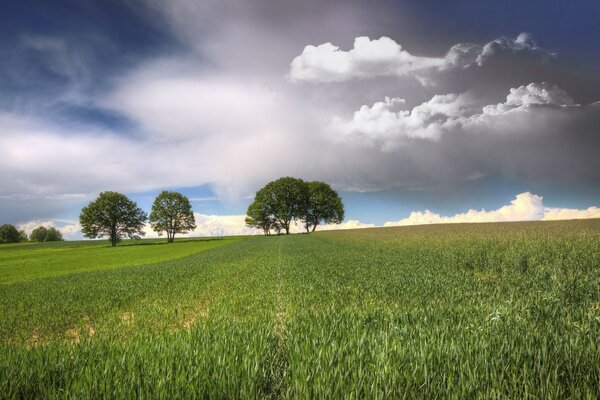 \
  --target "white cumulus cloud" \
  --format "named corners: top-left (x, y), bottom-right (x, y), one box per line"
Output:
top-left (289, 33), bottom-right (551, 83)
top-left (331, 82), bottom-right (589, 149)
top-left (289, 36), bottom-right (445, 83)
top-left (384, 192), bottom-right (600, 227)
